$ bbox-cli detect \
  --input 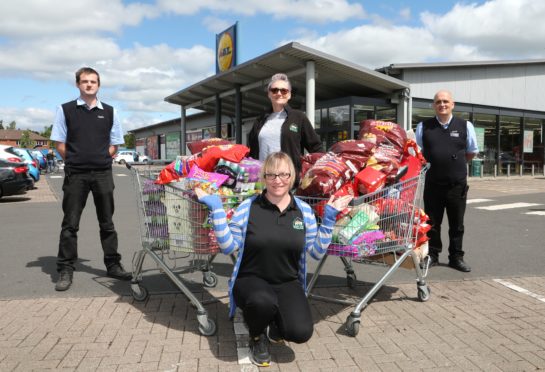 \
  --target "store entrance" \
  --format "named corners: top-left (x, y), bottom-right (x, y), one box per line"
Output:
top-left (314, 97), bottom-right (397, 150)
